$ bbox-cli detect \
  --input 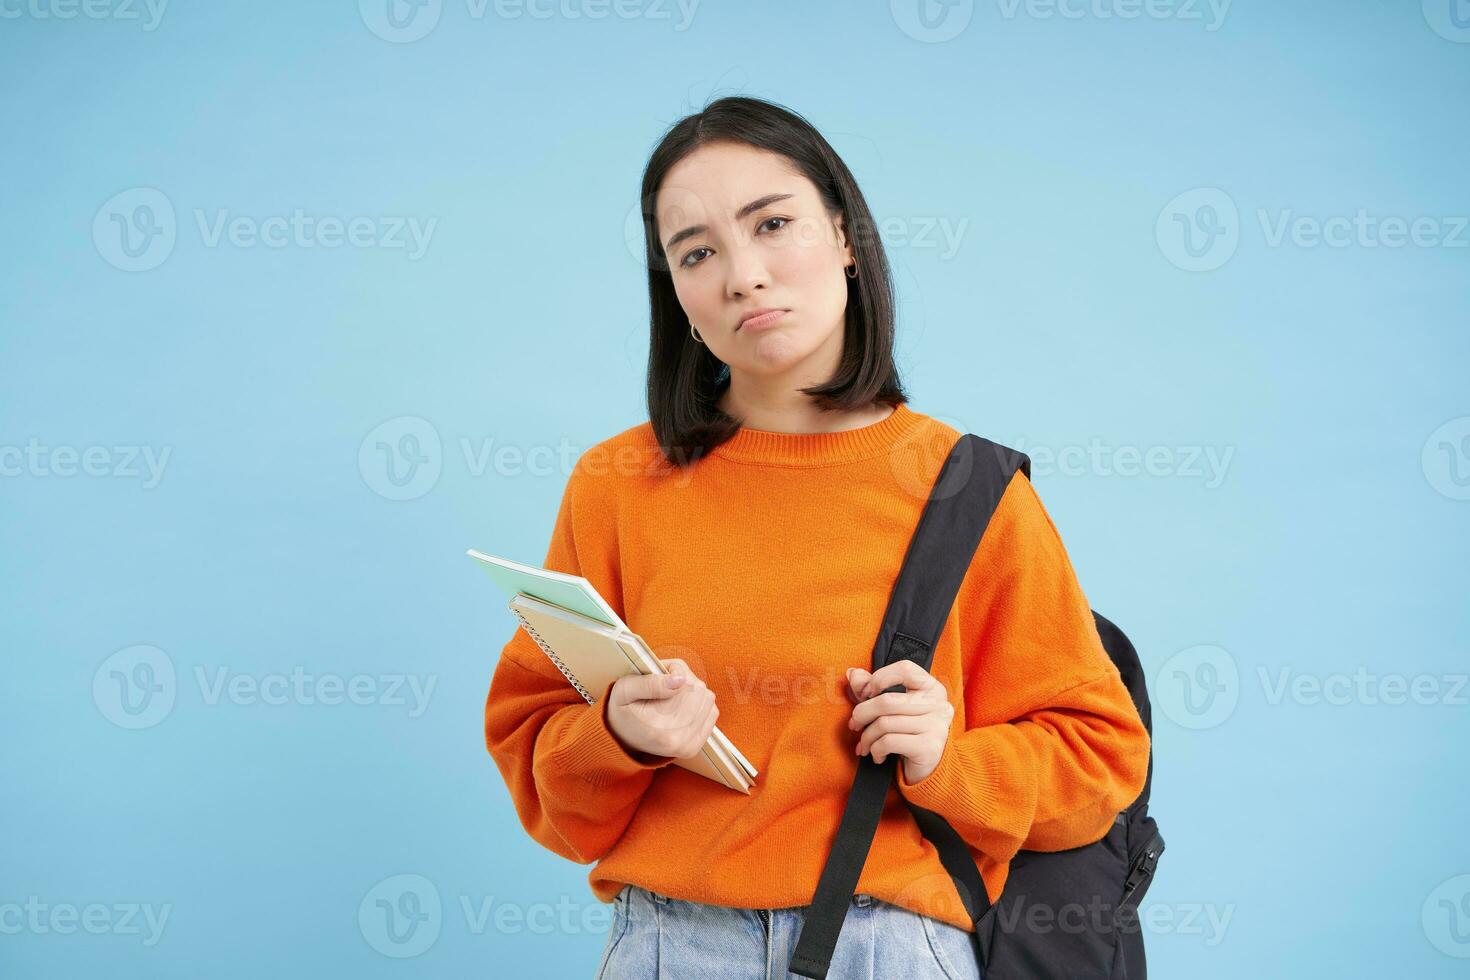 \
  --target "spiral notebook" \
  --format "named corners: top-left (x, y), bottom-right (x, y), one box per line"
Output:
top-left (469, 549), bottom-right (758, 792)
